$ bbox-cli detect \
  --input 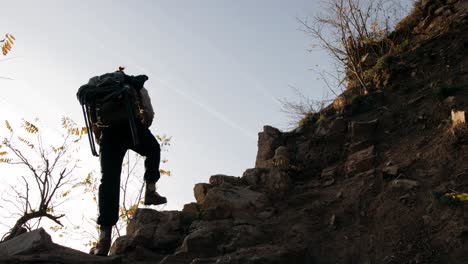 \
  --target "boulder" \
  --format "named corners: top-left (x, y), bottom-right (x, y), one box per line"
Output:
top-left (194, 183), bottom-right (213, 204)
top-left (201, 185), bottom-right (269, 220)
top-left (126, 209), bottom-right (163, 238)
top-left (182, 202), bottom-right (200, 215)
top-left (111, 209), bottom-right (194, 255)
top-left (0, 228), bottom-right (53, 256)
top-left (344, 145), bottom-right (375, 177)
top-left (209, 175), bottom-right (244, 186)
top-left (255, 126), bottom-right (284, 168)
top-left (0, 243), bottom-right (121, 264)
top-left (242, 168), bottom-right (291, 195)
